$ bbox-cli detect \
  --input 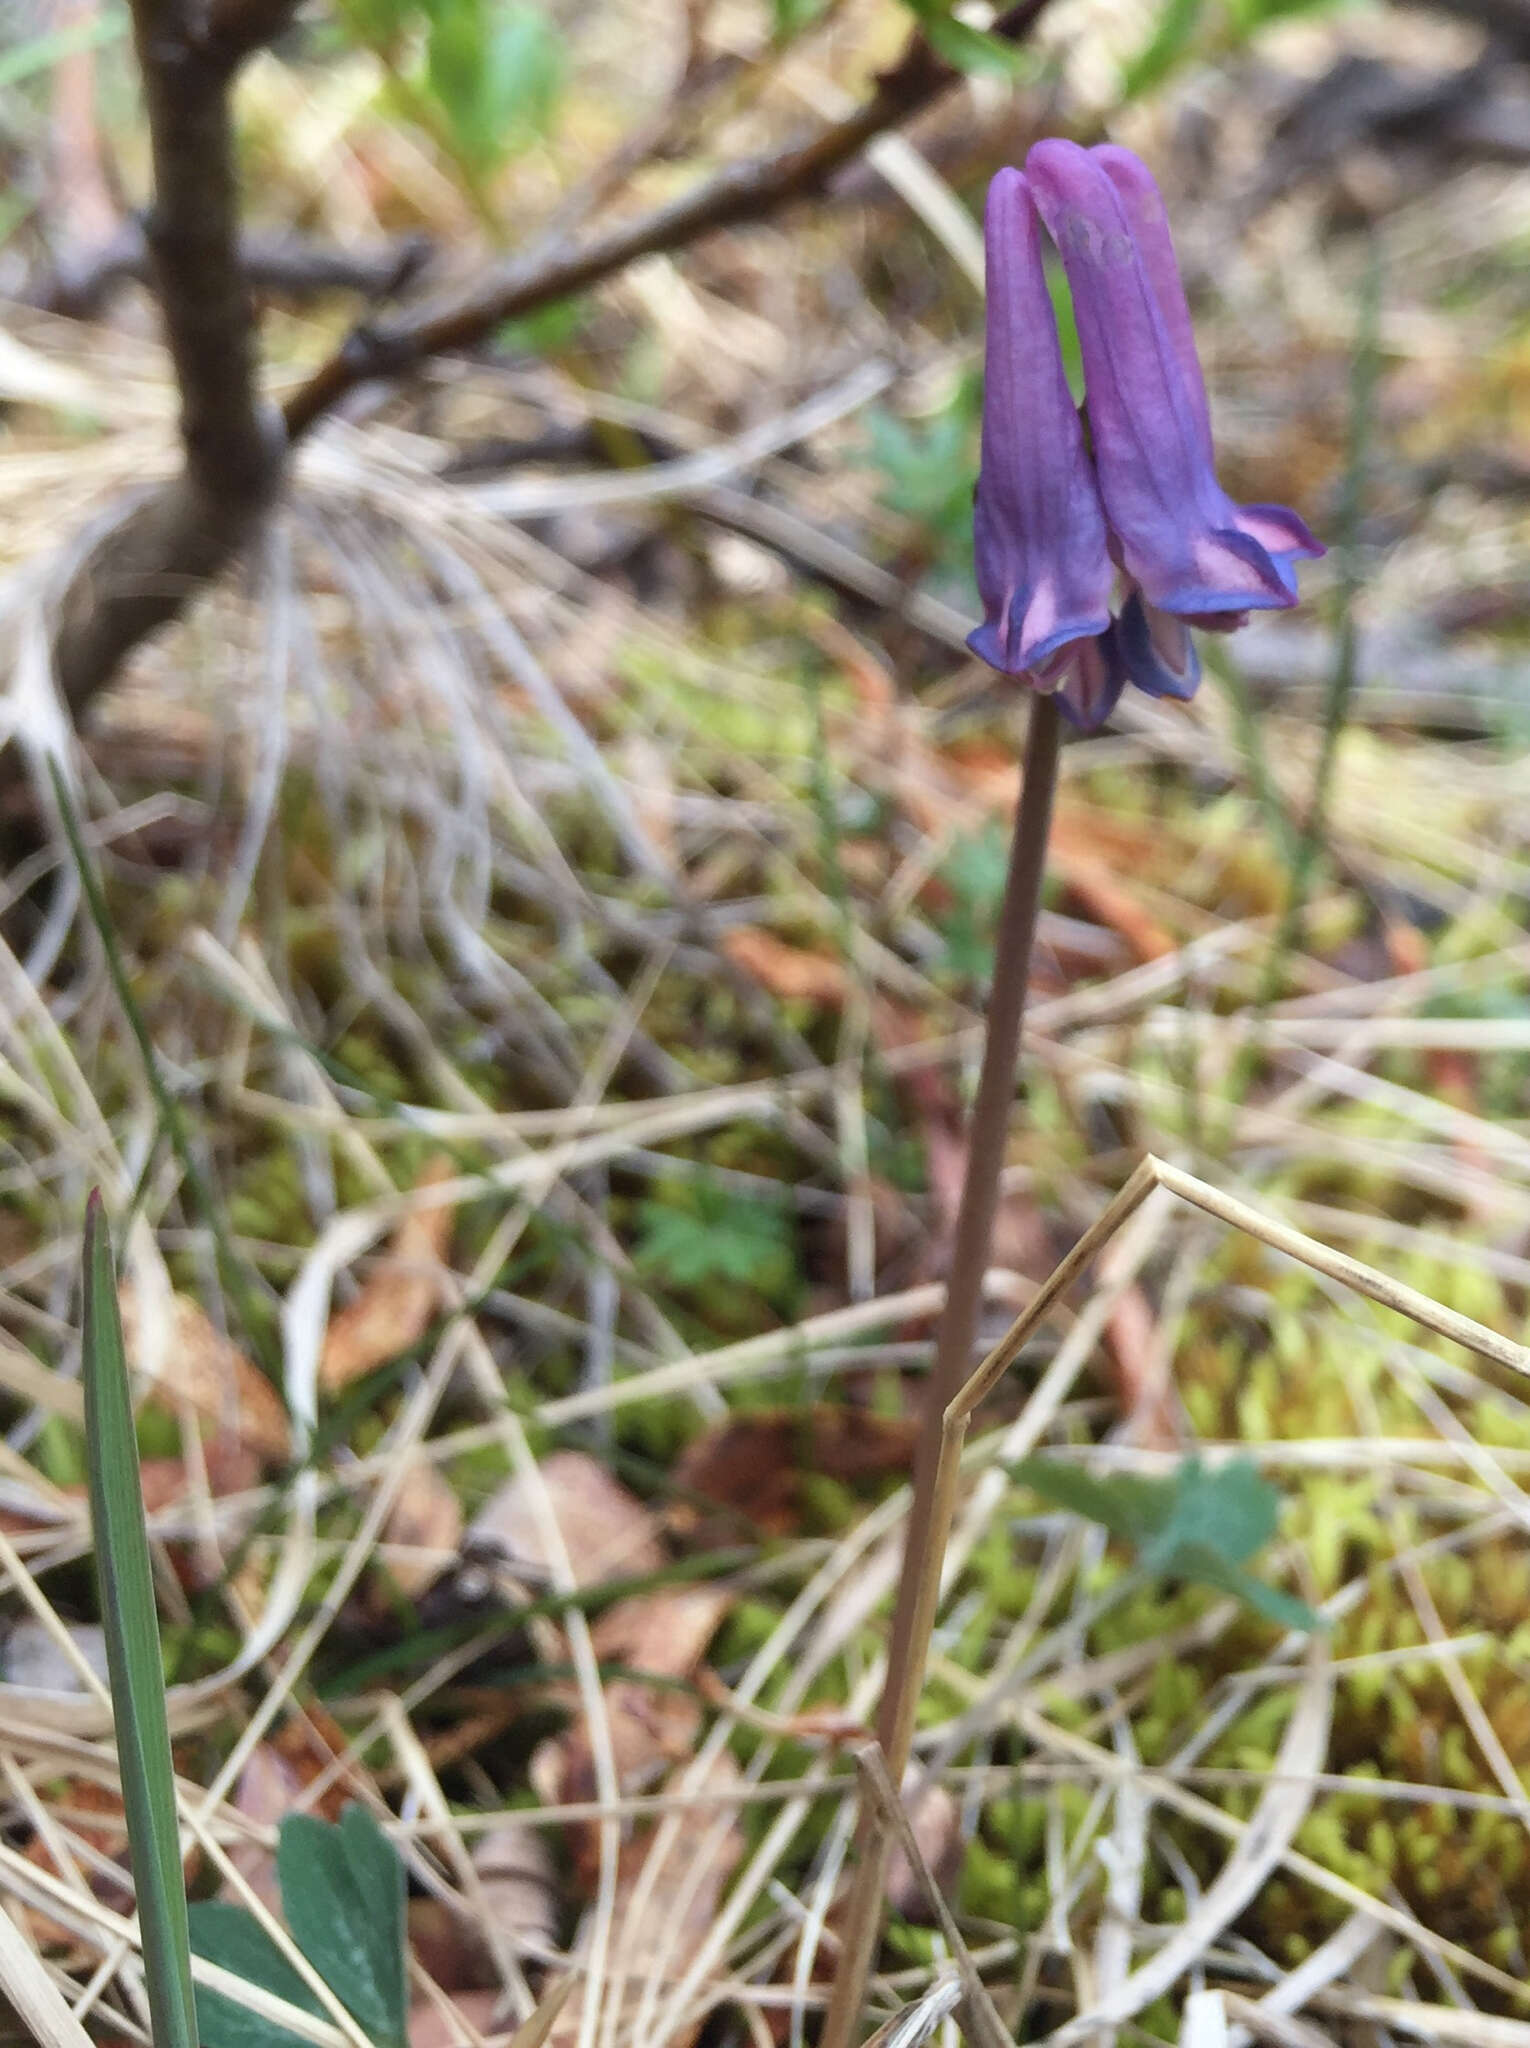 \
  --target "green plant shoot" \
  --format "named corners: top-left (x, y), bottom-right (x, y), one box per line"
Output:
top-left (82, 1194), bottom-right (199, 2048)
